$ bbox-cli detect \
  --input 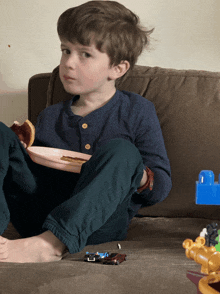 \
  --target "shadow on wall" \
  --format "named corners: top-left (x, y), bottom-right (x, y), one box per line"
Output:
top-left (0, 91), bottom-right (28, 127)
